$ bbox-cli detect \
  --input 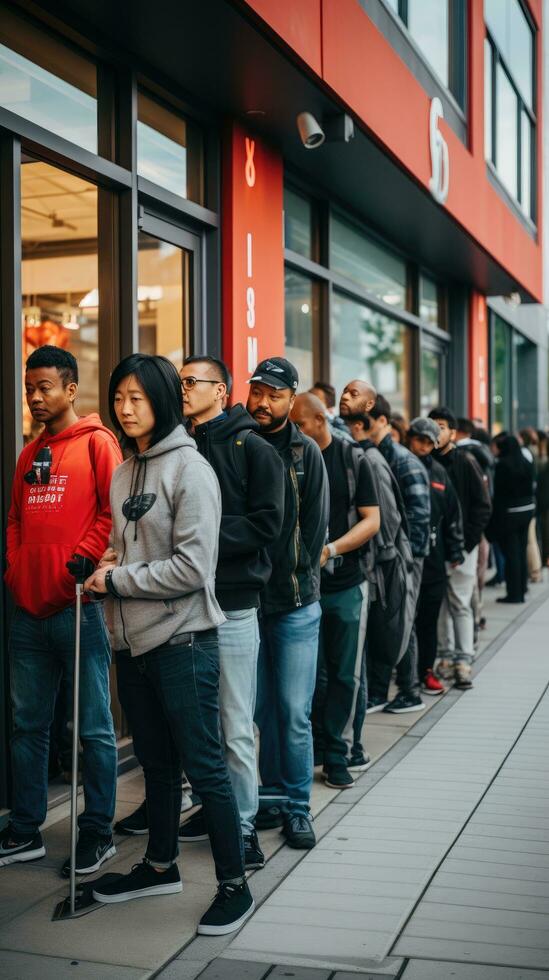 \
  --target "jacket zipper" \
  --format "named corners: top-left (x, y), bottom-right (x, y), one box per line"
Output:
top-left (289, 464), bottom-right (302, 607)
